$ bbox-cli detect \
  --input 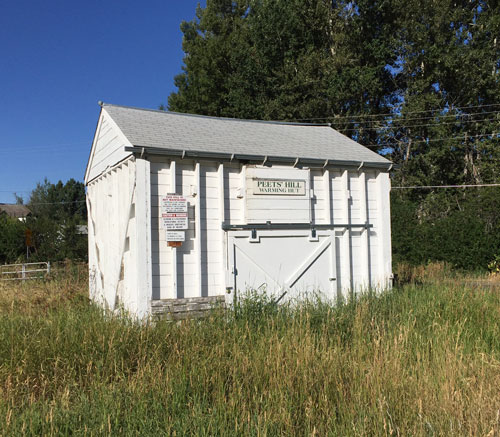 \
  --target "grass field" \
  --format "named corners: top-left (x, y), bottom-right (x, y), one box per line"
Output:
top-left (0, 264), bottom-right (499, 436)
